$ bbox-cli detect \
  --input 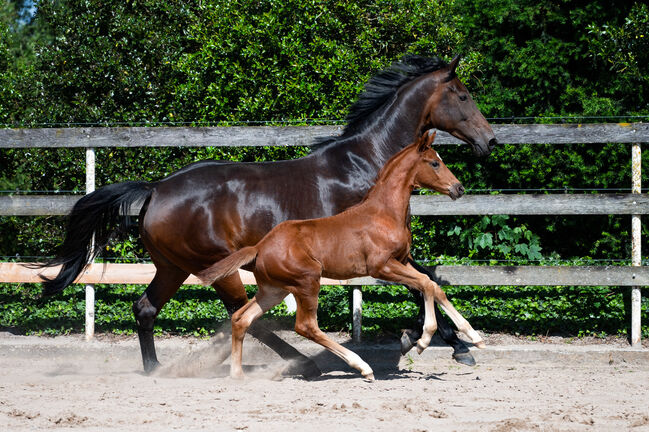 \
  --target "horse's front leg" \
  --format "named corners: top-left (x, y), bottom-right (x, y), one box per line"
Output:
top-left (373, 259), bottom-right (485, 352)
top-left (404, 259), bottom-right (476, 365)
